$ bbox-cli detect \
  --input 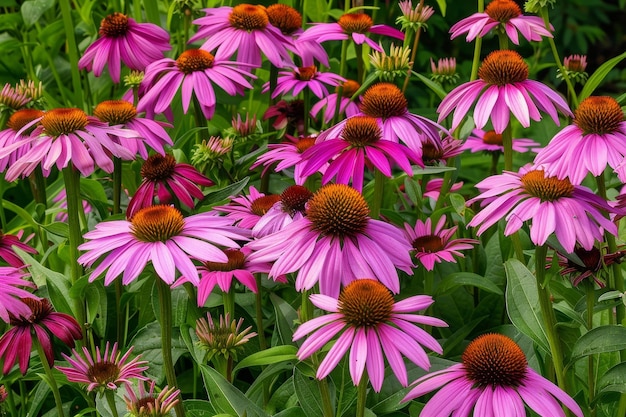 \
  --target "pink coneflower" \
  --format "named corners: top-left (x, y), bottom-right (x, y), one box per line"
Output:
top-left (438, 50), bottom-right (572, 133)
top-left (423, 178), bottom-right (464, 201)
top-left (301, 116), bottom-right (422, 192)
top-left (231, 113), bottom-right (258, 139)
top-left (293, 279), bottom-right (447, 391)
top-left (246, 184), bottom-right (414, 297)
top-left (0, 109), bottom-right (42, 173)
top-left (264, 99), bottom-right (305, 134)
top-left (78, 205), bottom-right (249, 286)
top-left (467, 165), bottom-right (617, 252)
top-left (298, 12), bottom-right (404, 52)
top-left (53, 189), bottom-right (93, 222)
top-left (213, 186), bottom-right (281, 230)
top-left (0, 298), bottom-right (82, 374)
top-left (127, 154), bottom-right (214, 218)
top-left (559, 54), bottom-right (588, 84)
top-left (190, 4), bottom-right (294, 68)
top-left (405, 217), bottom-right (478, 271)
top-left (1, 108), bottom-right (137, 181)
top-left (264, 66), bottom-right (345, 100)
top-left (0, 230), bottom-right (37, 268)
top-left (310, 80), bottom-right (361, 125)
top-left (422, 135), bottom-right (464, 165)
top-left (551, 246), bottom-right (624, 287)
top-left (252, 185), bottom-right (314, 237)
top-left (58, 342), bottom-right (149, 392)
top-left (430, 57), bottom-right (460, 86)
top-left (78, 13), bottom-right (171, 83)
top-left (252, 135), bottom-right (317, 185)
top-left (403, 333), bottom-right (584, 417)
top-left (397, 1), bottom-right (435, 31)
top-left (0, 267), bottom-right (39, 323)
top-left (0, 82), bottom-right (31, 111)
top-left (124, 380), bottom-right (180, 417)
top-left (93, 100), bottom-right (173, 159)
top-left (137, 49), bottom-right (255, 119)
top-left (450, 0), bottom-right (552, 45)
top-left (535, 96), bottom-right (626, 185)
top-left (462, 128), bottom-right (540, 154)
